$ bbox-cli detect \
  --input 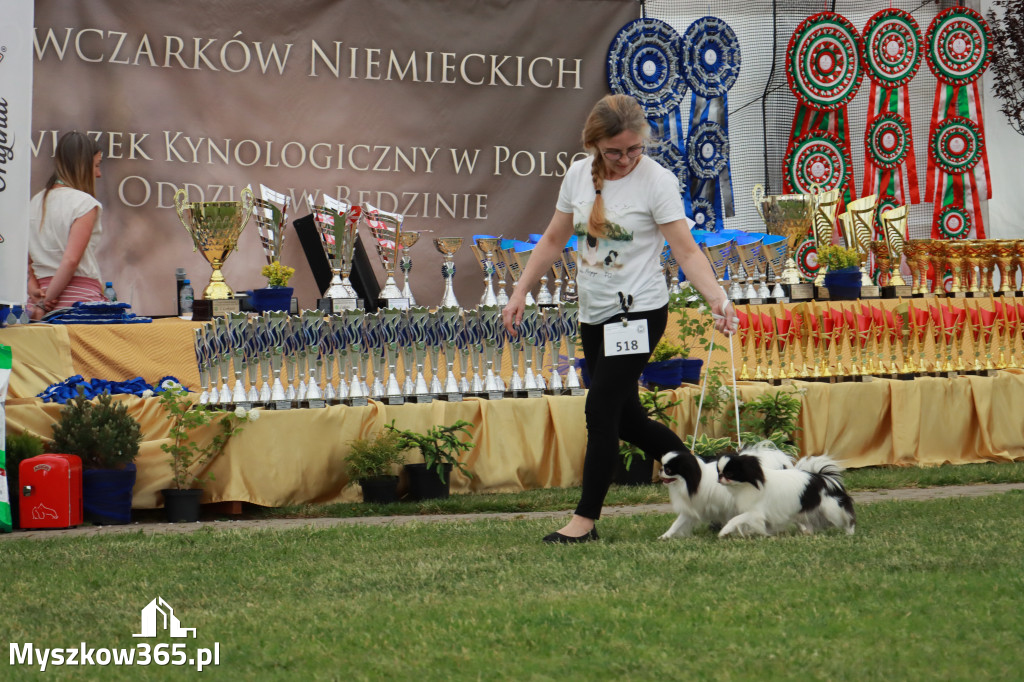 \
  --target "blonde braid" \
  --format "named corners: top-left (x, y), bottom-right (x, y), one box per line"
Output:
top-left (588, 155), bottom-right (607, 239)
